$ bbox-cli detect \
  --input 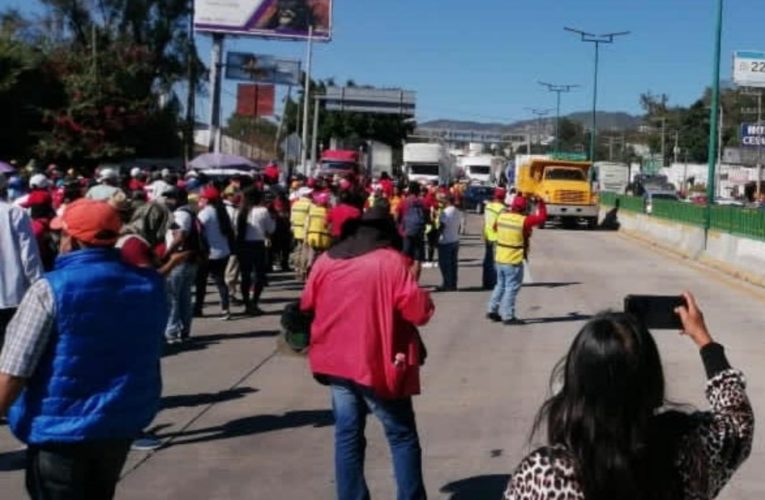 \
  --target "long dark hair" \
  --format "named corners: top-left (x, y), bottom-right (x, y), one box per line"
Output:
top-left (211, 198), bottom-right (235, 249)
top-left (532, 312), bottom-right (688, 500)
top-left (236, 187), bottom-right (263, 245)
